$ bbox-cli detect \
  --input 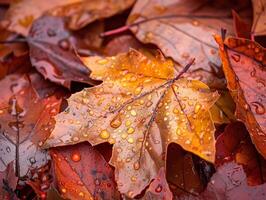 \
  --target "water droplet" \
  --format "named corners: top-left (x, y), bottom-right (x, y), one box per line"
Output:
top-left (61, 188), bottom-right (67, 193)
top-left (71, 152), bottom-right (81, 162)
top-left (131, 176), bottom-right (136, 182)
top-left (99, 130), bottom-right (110, 139)
top-left (47, 28), bottom-right (56, 37)
top-left (29, 157), bottom-right (36, 164)
top-left (146, 101), bottom-right (153, 107)
top-left (231, 54), bottom-right (240, 62)
top-left (133, 161), bottom-right (140, 170)
top-left (6, 146), bottom-right (11, 153)
top-left (145, 32), bottom-right (153, 41)
top-left (130, 110), bottom-right (137, 116)
top-left (192, 20), bottom-right (199, 26)
top-left (78, 192), bottom-right (84, 197)
top-left (96, 59), bottom-right (108, 65)
top-left (121, 133), bottom-right (127, 139)
top-left (251, 102), bottom-right (265, 115)
top-left (127, 137), bottom-right (134, 144)
top-left (244, 104), bottom-right (249, 110)
top-left (110, 114), bottom-right (122, 129)
top-left (0, 110), bottom-right (4, 114)
top-left (59, 39), bottom-right (70, 51)
top-left (72, 136), bottom-right (80, 142)
top-left (250, 68), bottom-right (256, 77)
top-left (126, 120), bottom-right (131, 127)
top-left (127, 127), bottom-right (135, 134)
top-left (155, 184), bottom-right (162, 193)
top-left (194, 103), bottom-right (202, 114)
top-left (134, 86), bottom-right (142, 95)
